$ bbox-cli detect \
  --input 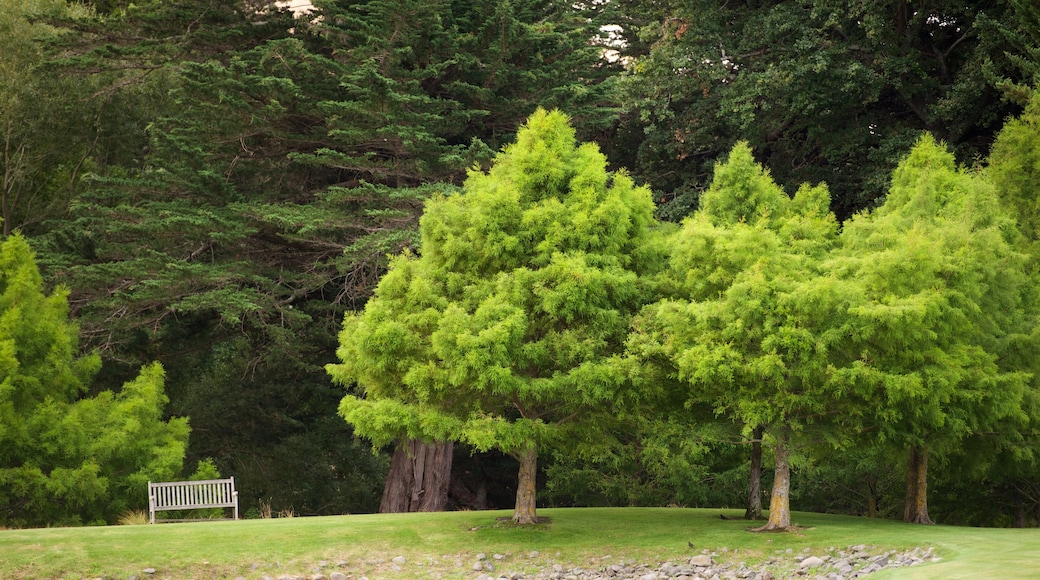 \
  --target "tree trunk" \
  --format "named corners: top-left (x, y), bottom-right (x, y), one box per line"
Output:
top-left (903, 447), bottom-right (916, 522)
top-left (512, 446), bottom-right (538, 524)
top-left (379, 438), bottom-right (453, 513)
top-left (754, 427), bottom-right (792, 532)
top-left (903, 446), bottom-right (934, 524)
top-left (1015, 487), bottom-right (1026, 529)
top-left (745, 425), bottom-right (764, 520)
